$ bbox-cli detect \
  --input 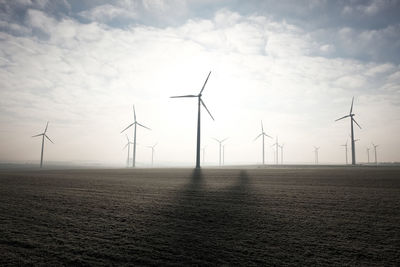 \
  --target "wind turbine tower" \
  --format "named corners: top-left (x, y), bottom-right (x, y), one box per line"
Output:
top-left (372, 143), bottom-right (379, 165)
top-left (170, 71), bottom-right (214, 169)
top-left (254, 120), bottom-right (272, 165)
top-left (32, 122), bottom-right (54, 168)
top-left (214, 138), bottom-right (228, 166)
top-left (279, 144), bottom-right (284, 164)
top-left (341, 140), bottom-right (348, 165)
top-left (123, 134), bottom-right (133, 167)
top-left (366, 147), bottom-right (370, 163)
top-left (335, 97), bottom-right (362, 165)
top-left (146, 143), bottom-right (157, 167)
top-left (272, 136), bottom-right (279, 164)
top-left (121, 105), bottom-right (151, 168)
top-left (314, 146), bottom-right (320, 164)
